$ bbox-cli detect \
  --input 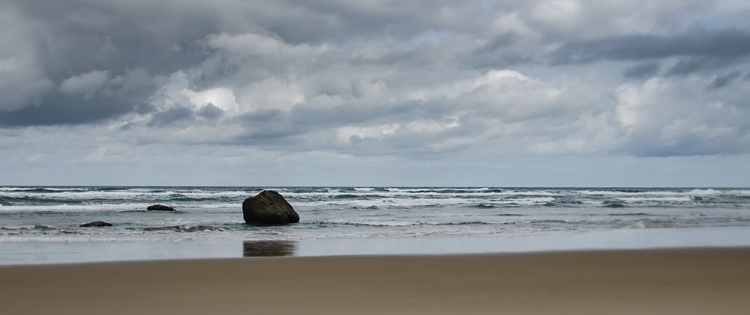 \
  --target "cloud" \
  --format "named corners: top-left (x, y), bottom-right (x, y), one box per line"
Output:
top-left (182, 87), bottom-right (240, 113)
top-left (1, 0), bottom-right (750, 179)
top-left (0, 0), bottom-right (213, 126)
top-left (0, 5), bottom-right (55, 111)
top-left (615, 77), bottom-right (750, 156)
top-left (707, 70), bottom-right (742, 89)
top-left (58, 70), bottom-right (109, 99)
top-left (623, 62), bottom-right (660, 79)
top-left (147, 106), bottom-right (195, 127)
top-left (0, 69), bottom-right (158, 126)
top-left (551, 28), bottom-right (750, 69)
top-left (197, 103), bottom-right (225, 120)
